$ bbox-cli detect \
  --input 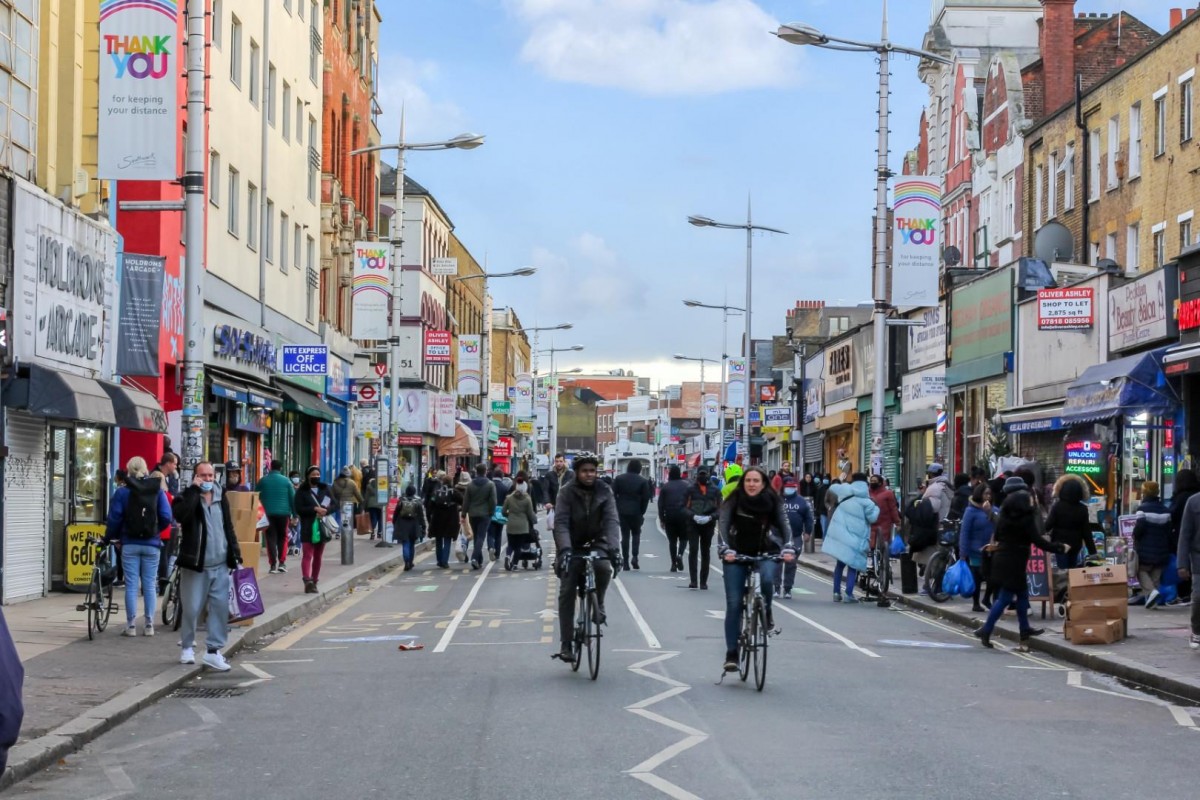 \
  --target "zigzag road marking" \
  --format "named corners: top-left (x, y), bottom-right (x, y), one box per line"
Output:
top-left (623, 651), bottom-right (708, 800)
